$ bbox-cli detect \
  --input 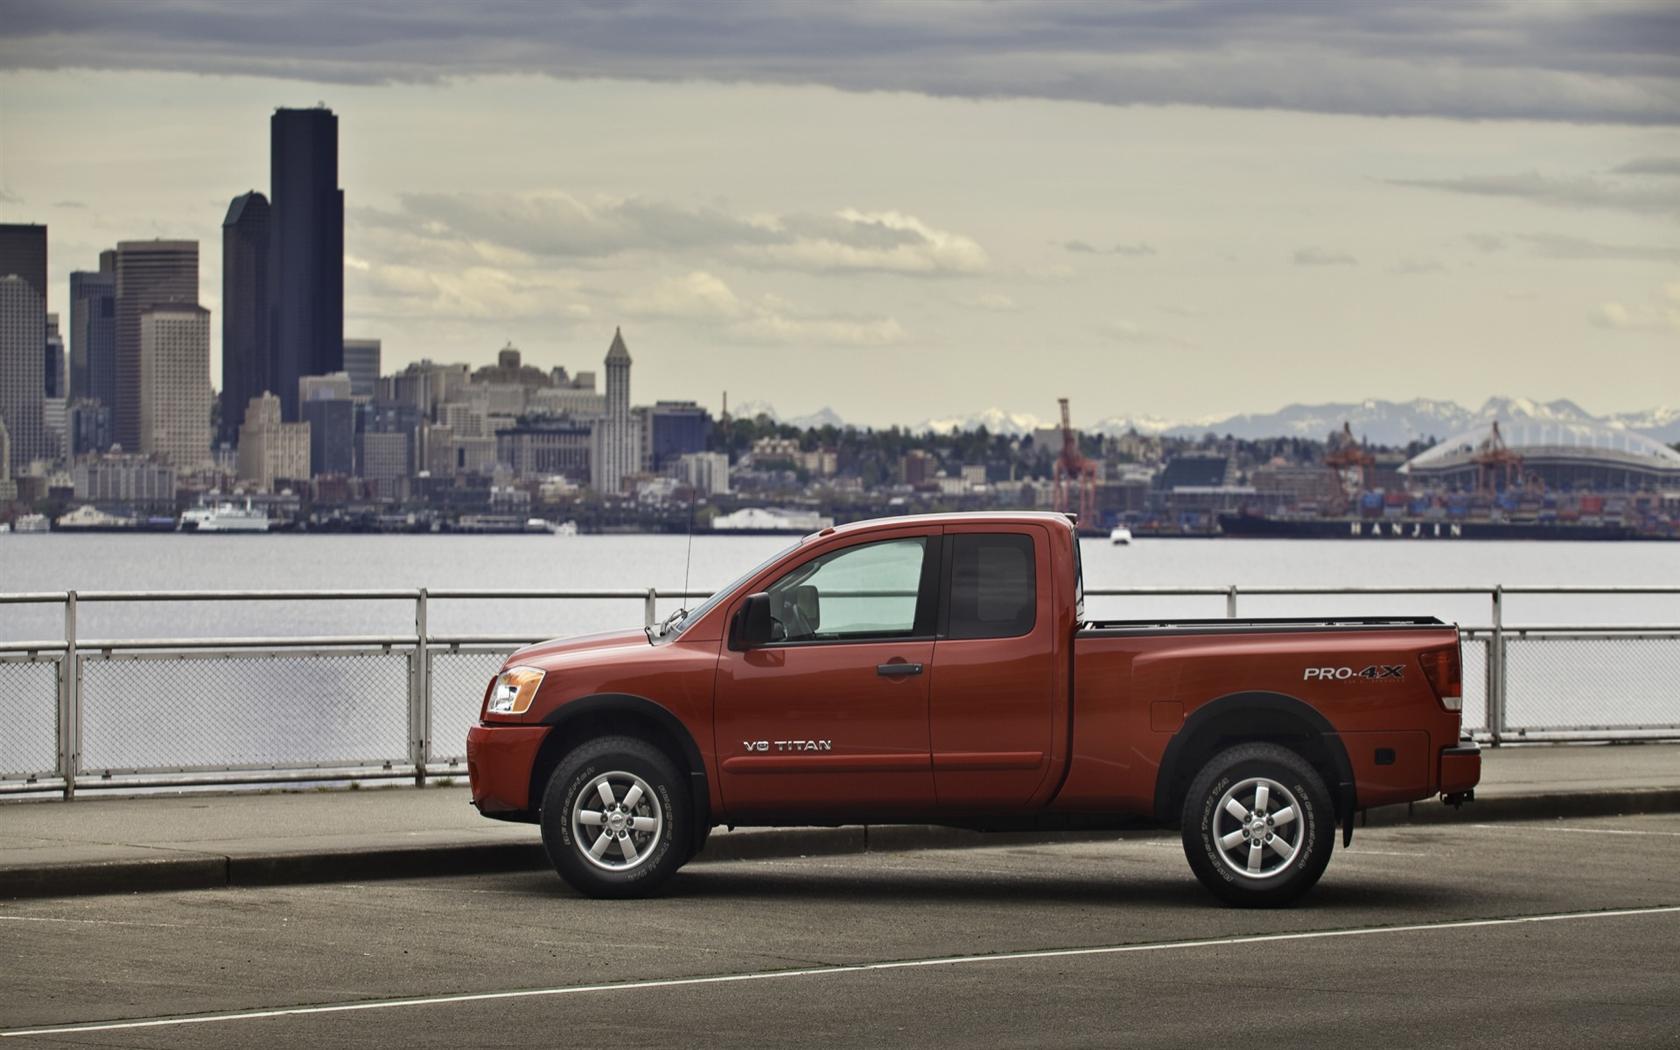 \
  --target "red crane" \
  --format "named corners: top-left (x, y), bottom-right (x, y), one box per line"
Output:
top-left (1323, 421), bottom-right (1375, 512)
top-left (1053, 397), bottom-right (1097, 526)
top-left (1471, 420), bottom-right (1523, 494)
